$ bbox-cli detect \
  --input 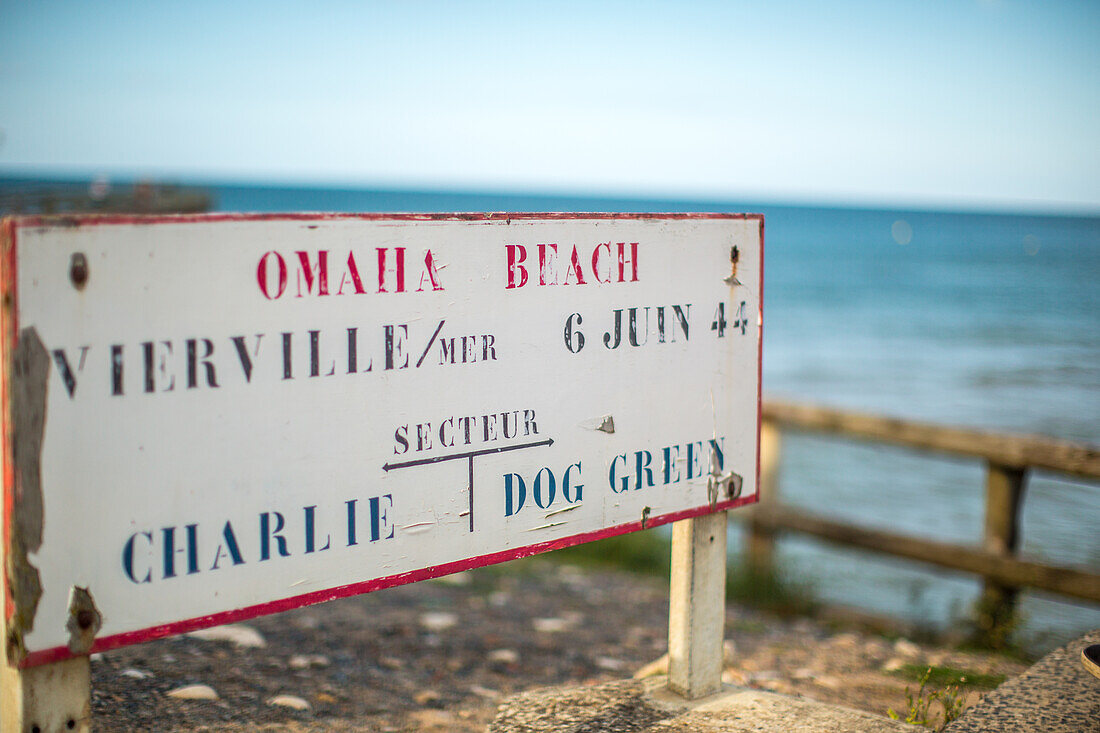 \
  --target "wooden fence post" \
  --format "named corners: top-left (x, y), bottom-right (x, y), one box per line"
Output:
top-left (668, 511), bottom-right (727, 699)
top-left (746, 420), bottom-right (780, 573)
top-left (977, 462), bottom-right (1027, 647)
